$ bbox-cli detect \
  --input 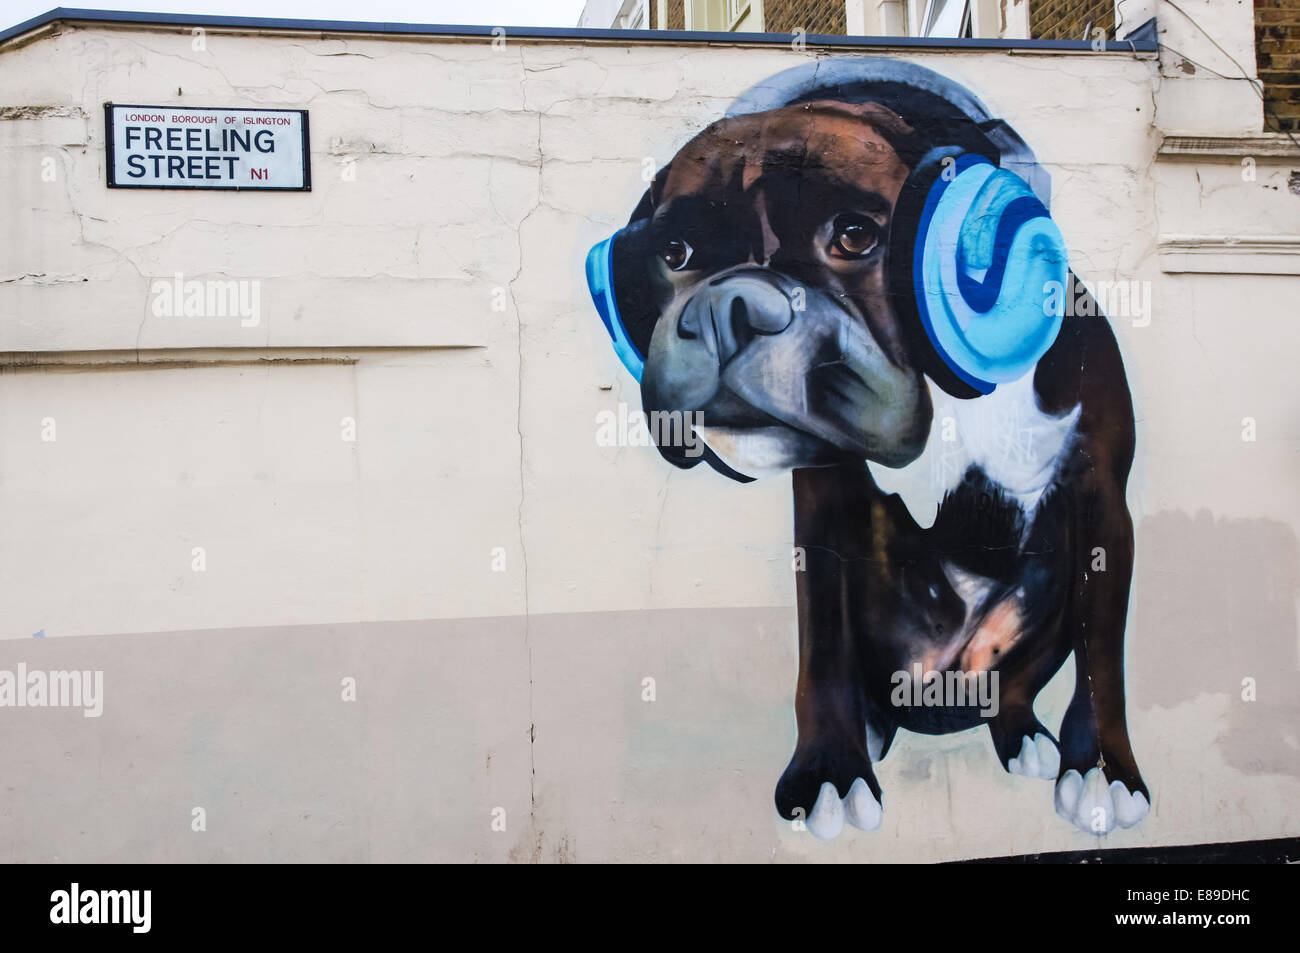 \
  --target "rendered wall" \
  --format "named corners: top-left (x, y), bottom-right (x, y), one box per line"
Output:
top-left (0, 19), bottom-right (1296, 862)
